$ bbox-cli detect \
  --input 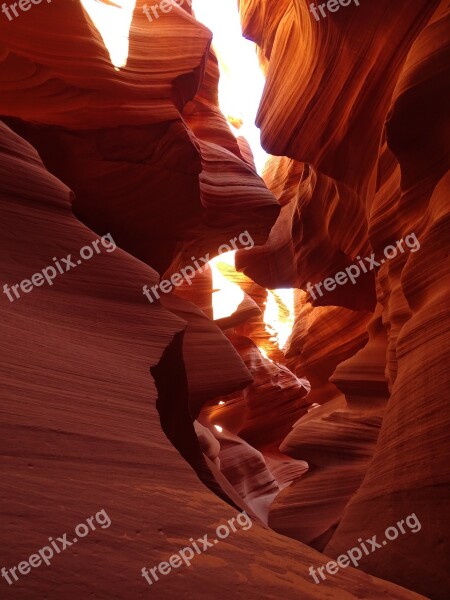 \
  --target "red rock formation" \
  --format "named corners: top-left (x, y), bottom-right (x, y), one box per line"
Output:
top-left (1, 0), bottom-right (448, 598)
top-left (237, 0), bottom-right (450, 598)
top-left (1, 107), bottom-right (418, 600)
top-left (324, 8), bottom-right (450, 597)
